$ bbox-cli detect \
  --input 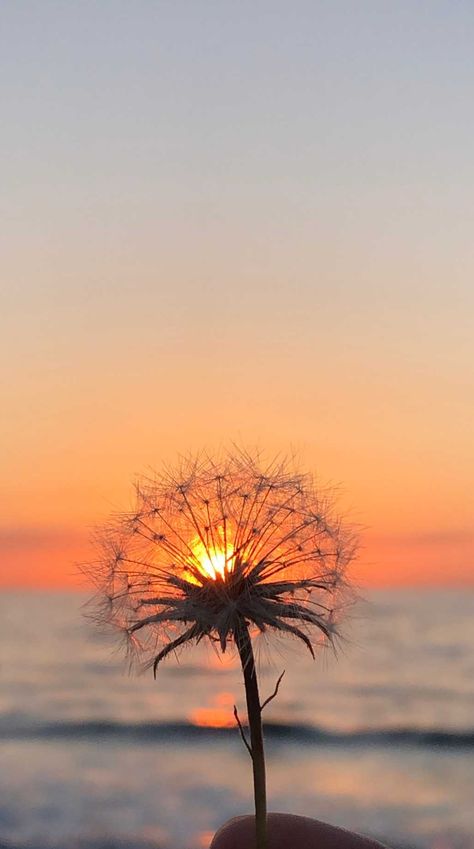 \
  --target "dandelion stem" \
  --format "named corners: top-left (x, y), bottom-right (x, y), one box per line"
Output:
top-left (236, 620), bottom-right (267, 849)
